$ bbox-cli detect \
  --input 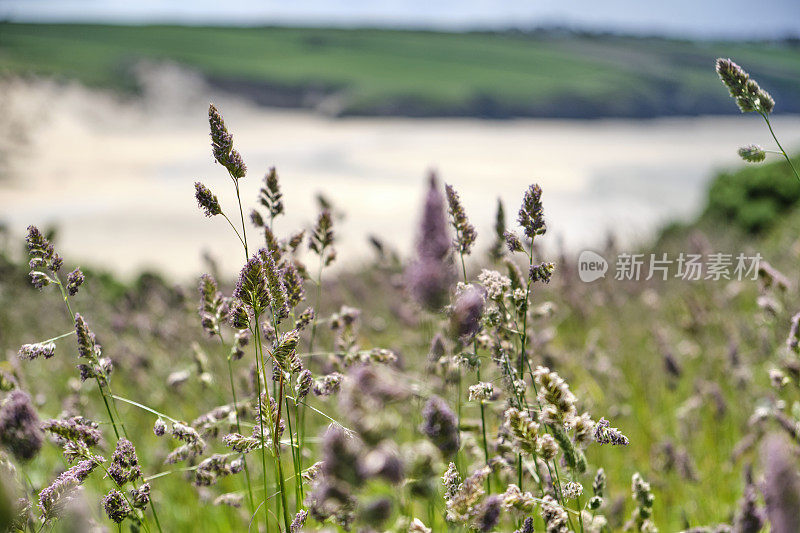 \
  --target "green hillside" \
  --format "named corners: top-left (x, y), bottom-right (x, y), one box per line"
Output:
top-left (1, 23), bottom-right (799, 118)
